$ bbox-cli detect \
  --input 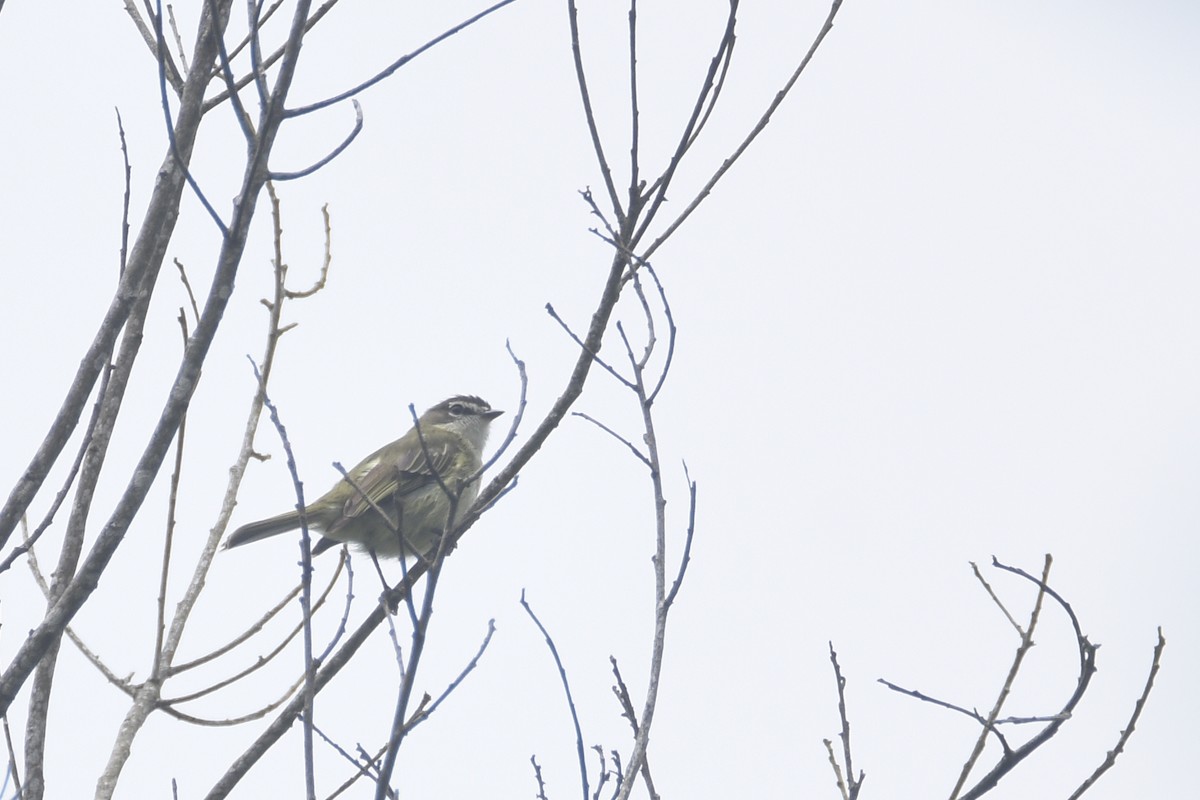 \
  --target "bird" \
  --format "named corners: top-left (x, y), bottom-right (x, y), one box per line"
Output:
top-left (223, 395), bottom-right (503, 559)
